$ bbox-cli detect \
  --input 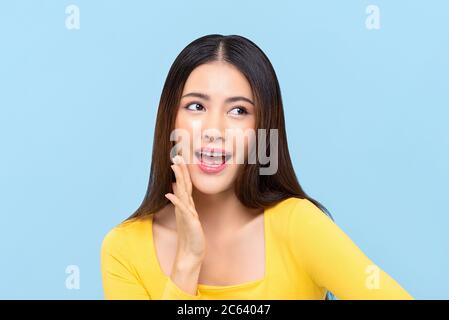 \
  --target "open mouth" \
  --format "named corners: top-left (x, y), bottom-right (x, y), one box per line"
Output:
top-left (194, 148), bottom-right (232, 166)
